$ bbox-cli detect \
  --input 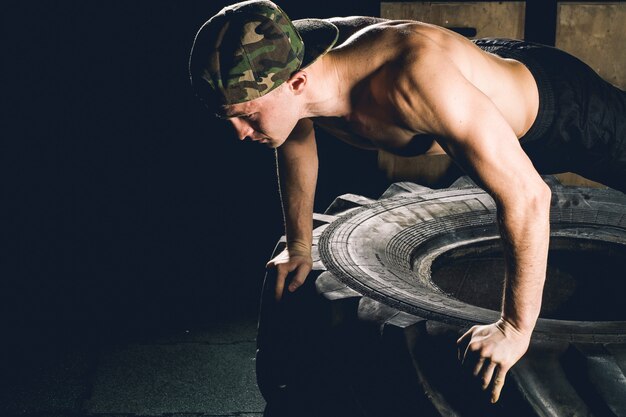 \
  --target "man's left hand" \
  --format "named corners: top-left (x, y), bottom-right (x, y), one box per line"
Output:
top-left (457, 318), bottom-right (531, 403)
